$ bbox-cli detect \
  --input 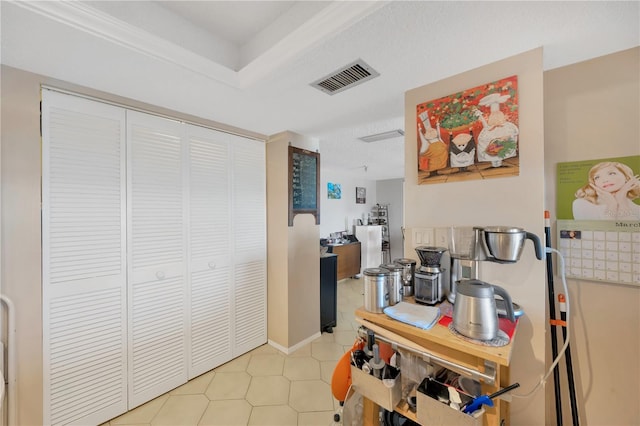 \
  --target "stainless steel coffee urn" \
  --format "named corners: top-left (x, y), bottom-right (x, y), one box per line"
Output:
top-left (393, 258), bottom-right (416, 297)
